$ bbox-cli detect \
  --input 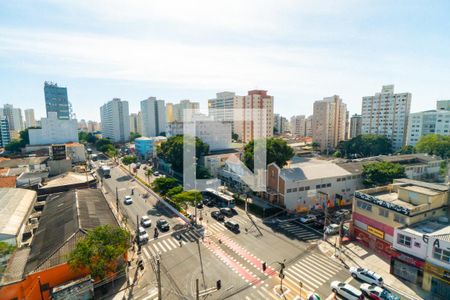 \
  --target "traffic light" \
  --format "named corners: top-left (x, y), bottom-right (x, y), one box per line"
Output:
top-left (216, 280), bottom-right (221, 290)
top-left (280, 262), bottom-right (285, 270)
top-left (262, 262), bottom-right (267, 272)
